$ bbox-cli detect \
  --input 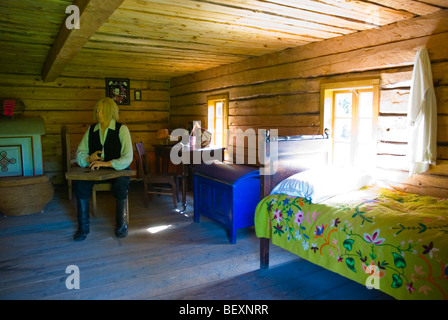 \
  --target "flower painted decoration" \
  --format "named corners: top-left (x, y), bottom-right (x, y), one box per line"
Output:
top-left (273, 223), bottom-right (284, 236)
top-left (422, 242), bottom-right (439, 259)
top-left (314, 224), bottom-right (325, 237)
top-left (282, 197), bottom-right (290, 206)
top-left (295, 210), bottom-right (304, 226)
top-left (364, 229), bottom-right (385, 245)
top-left (406, 282), bottom-right (416, 294)
top-left (302, 240), bottom-right (309, 250)
top-left (286, 207), bottom-right (294, 218)
top-left (331, 217), bottom-right (341, 227)
top-left (273, 208), bottom-right (282, 223)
